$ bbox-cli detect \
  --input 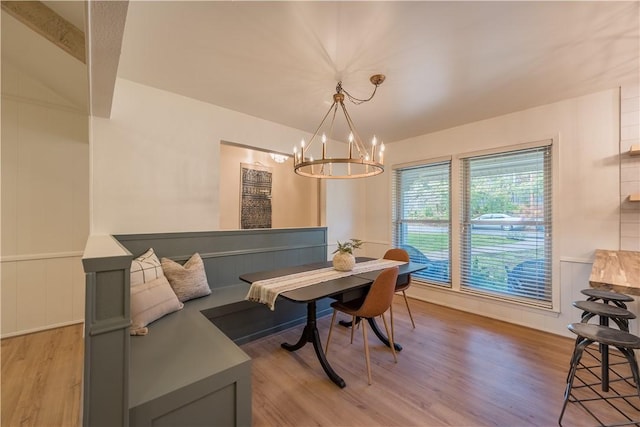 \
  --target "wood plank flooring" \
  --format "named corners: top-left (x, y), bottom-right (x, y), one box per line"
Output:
top-left (2, 298), bottom-right (637, 426)
top-left (1, 324), bottom-right (83, 427)
top-left (241, 299), bottom-right (633, 427)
